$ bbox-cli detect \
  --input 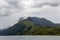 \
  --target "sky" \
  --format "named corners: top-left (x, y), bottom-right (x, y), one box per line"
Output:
top-left (0, 0), bottom-right (60, 29)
